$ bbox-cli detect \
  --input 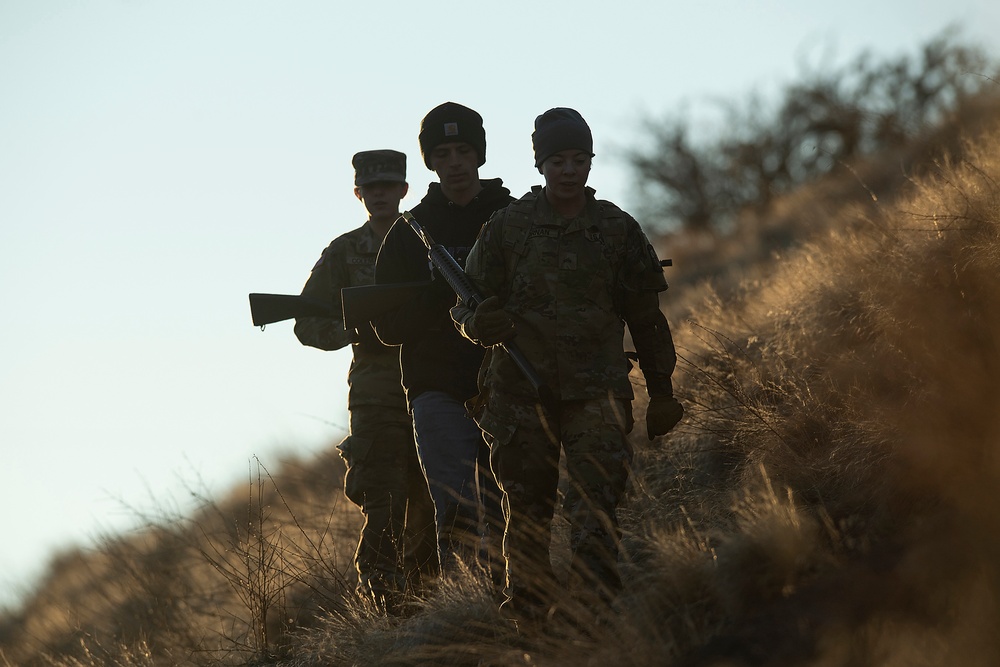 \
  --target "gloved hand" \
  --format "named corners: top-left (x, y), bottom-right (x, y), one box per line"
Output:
top-left (646, 395), bottom-right (684, 440)
top-left (465, 296), bottom-right (515, 346)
